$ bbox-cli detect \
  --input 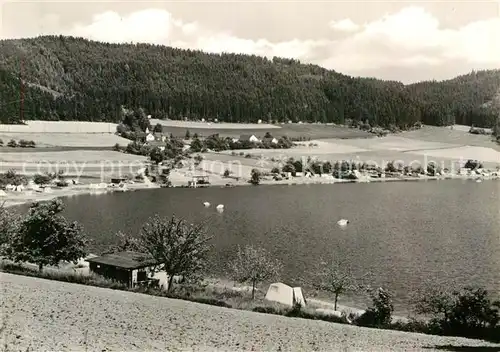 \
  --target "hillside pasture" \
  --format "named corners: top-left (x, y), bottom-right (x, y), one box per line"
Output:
top-left (156, 122), bottom-right (373, 139)
top-left (401, 126), bottom-right (500, 150)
